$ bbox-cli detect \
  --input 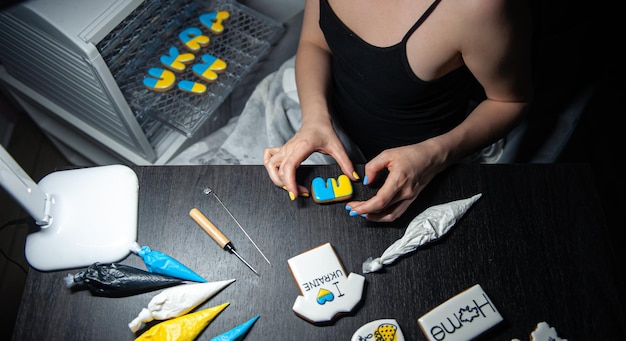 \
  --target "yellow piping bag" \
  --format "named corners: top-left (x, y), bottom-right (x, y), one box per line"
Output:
top-left (135, 302), bottom-right (229, 341)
